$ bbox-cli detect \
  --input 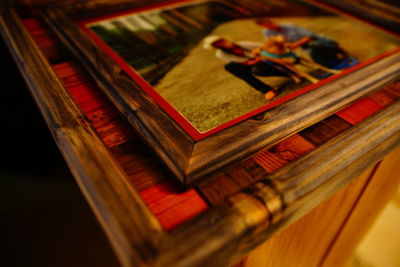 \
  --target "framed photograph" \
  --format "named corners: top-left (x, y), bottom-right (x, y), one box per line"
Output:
top-left (42, 0), bottom-right (400, 185)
